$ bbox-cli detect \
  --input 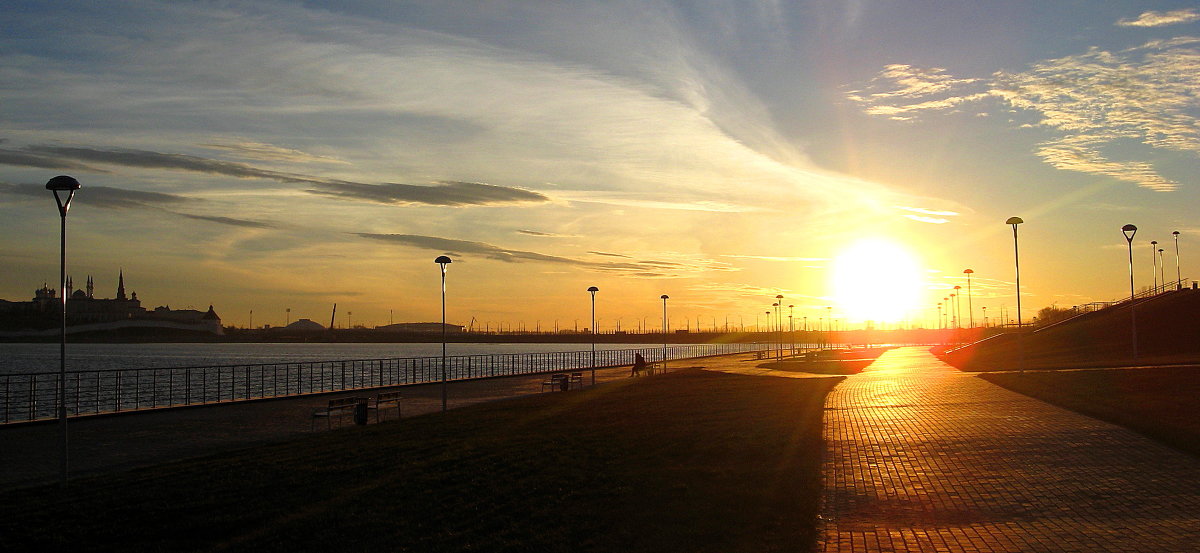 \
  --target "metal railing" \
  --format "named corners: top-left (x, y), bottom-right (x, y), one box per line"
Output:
top-left (1, 343), bottom-right (767, 424)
